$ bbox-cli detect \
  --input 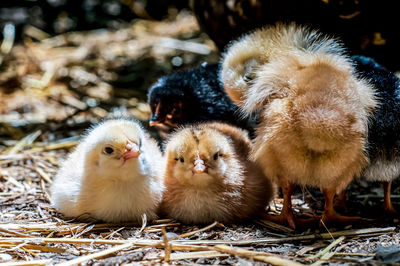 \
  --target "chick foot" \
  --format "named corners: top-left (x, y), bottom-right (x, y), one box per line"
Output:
top-left (383, 202), bottom-right (397, 214)
top-left (383, 181), bottom-right (397, 214)
top-left (262, 210), bottom-right (297, 229)
top-left (268, 180), bottom-right (297, 229)
top-left (262, 212), bottom-right (319, 229)
top-left (334, 190), bottom-right (348, 213)
top-left (320, 209), bottom-right (362, 225)
top-left (321, 187), bottom-right (366, 226)
top-left (264, 180), bottom-right (320, 229)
